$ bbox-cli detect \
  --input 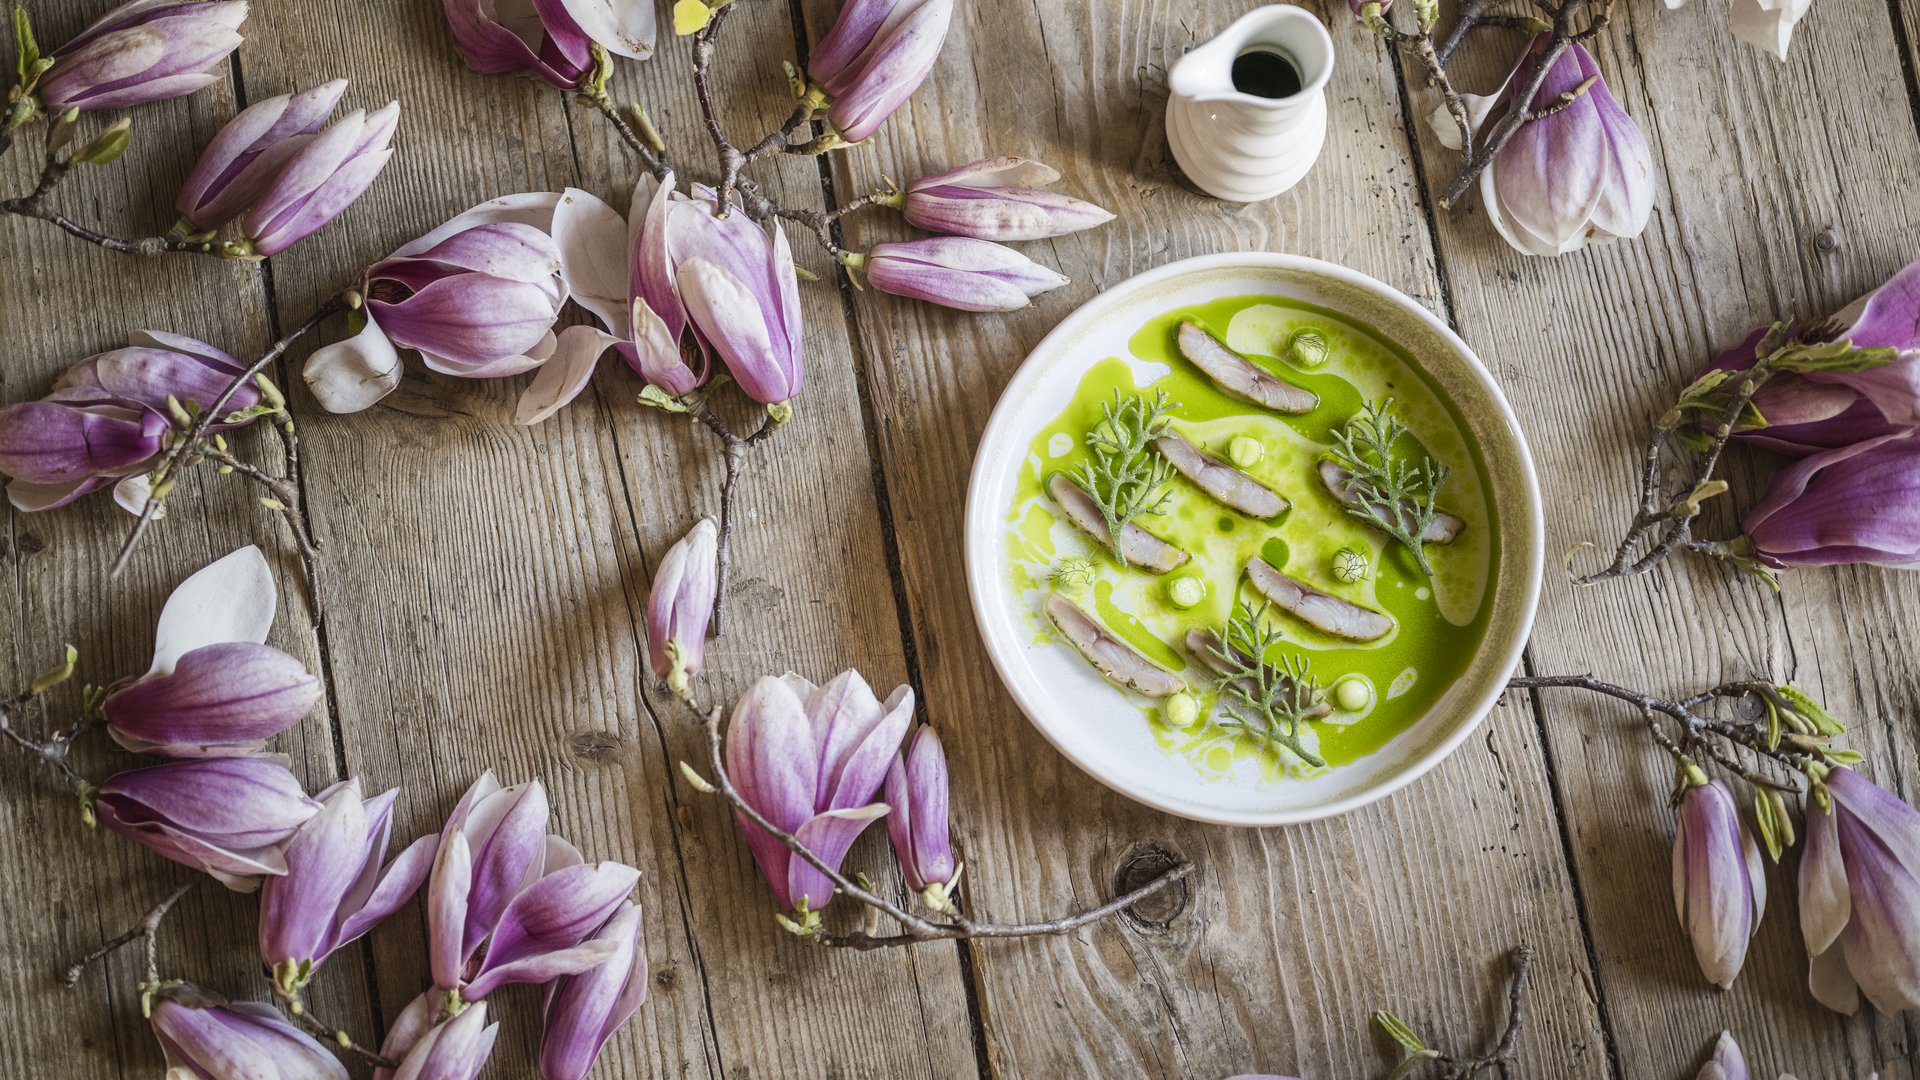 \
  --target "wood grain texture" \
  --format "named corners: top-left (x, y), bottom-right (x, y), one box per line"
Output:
top-left (7, 0), bottom-right (1920, 1075)
top-left (811, 0), bottom-right (1610, 1076)
top-left (0, 5), bottom-right (365, 1074)
top-left (1397, 0), bottom-right (1920, 1074)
